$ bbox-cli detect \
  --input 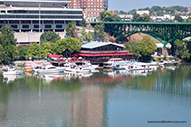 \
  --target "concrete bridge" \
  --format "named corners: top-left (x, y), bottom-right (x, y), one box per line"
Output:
top-left (91, 22), bottom-right (191, 47)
